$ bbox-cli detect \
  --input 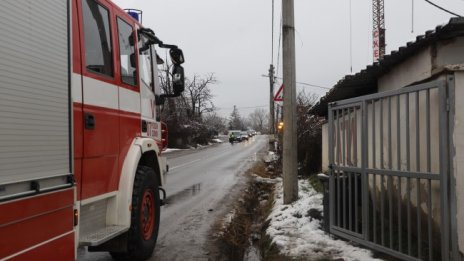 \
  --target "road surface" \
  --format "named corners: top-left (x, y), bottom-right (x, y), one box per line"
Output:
top-left (78, 135), bottom-right (268, 261)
